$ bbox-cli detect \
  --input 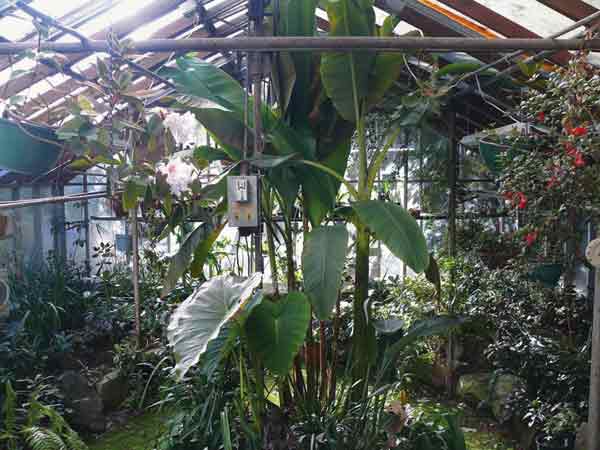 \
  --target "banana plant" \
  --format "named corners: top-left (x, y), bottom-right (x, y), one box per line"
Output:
top-left (300, 0), bottom-right (430, 386)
